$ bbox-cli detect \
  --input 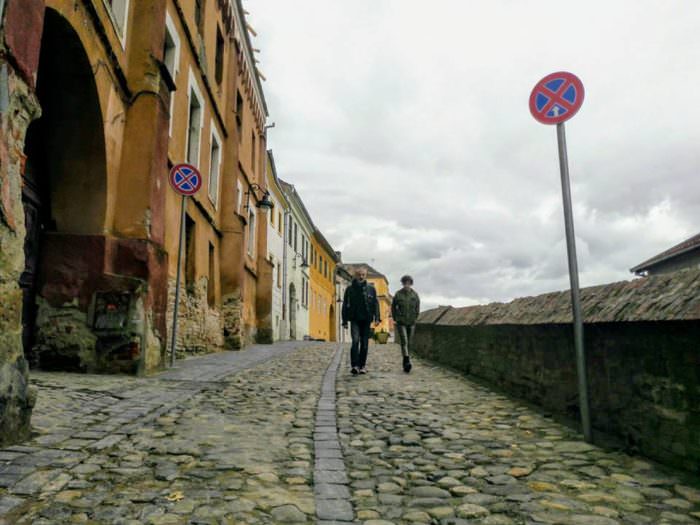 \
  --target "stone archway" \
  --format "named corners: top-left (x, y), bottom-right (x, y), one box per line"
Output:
top-left (21, 8), bottom-right (108, 369)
